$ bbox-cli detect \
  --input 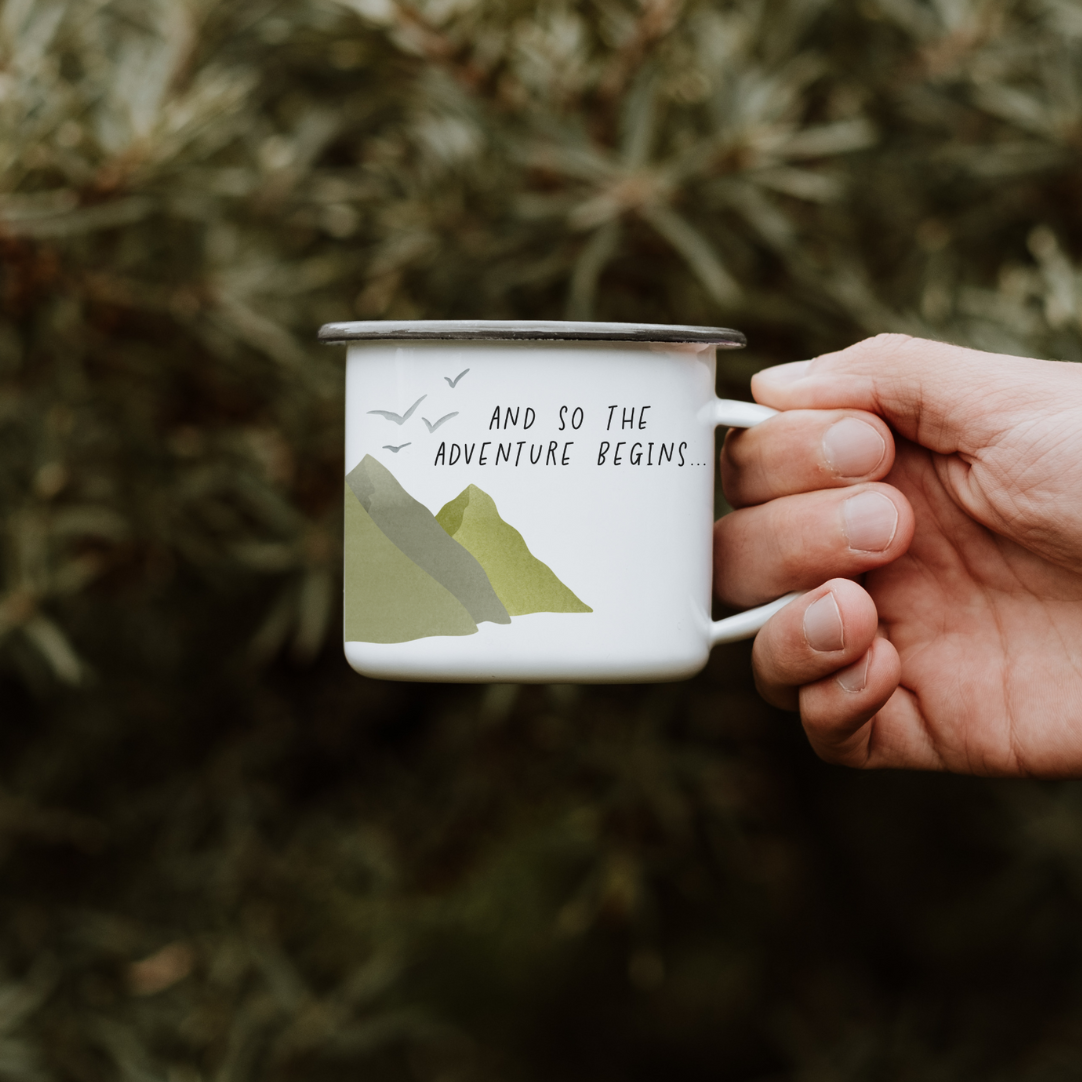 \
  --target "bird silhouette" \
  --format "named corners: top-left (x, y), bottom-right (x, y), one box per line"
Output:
top-left (422, 412), bottom-right (458, 432)
top-left (382, 443), bottom-right (411, 453)
top-left (368, 395), bottom-right (426, 424)
top-left (444, 369), bottom-right (470, 388)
